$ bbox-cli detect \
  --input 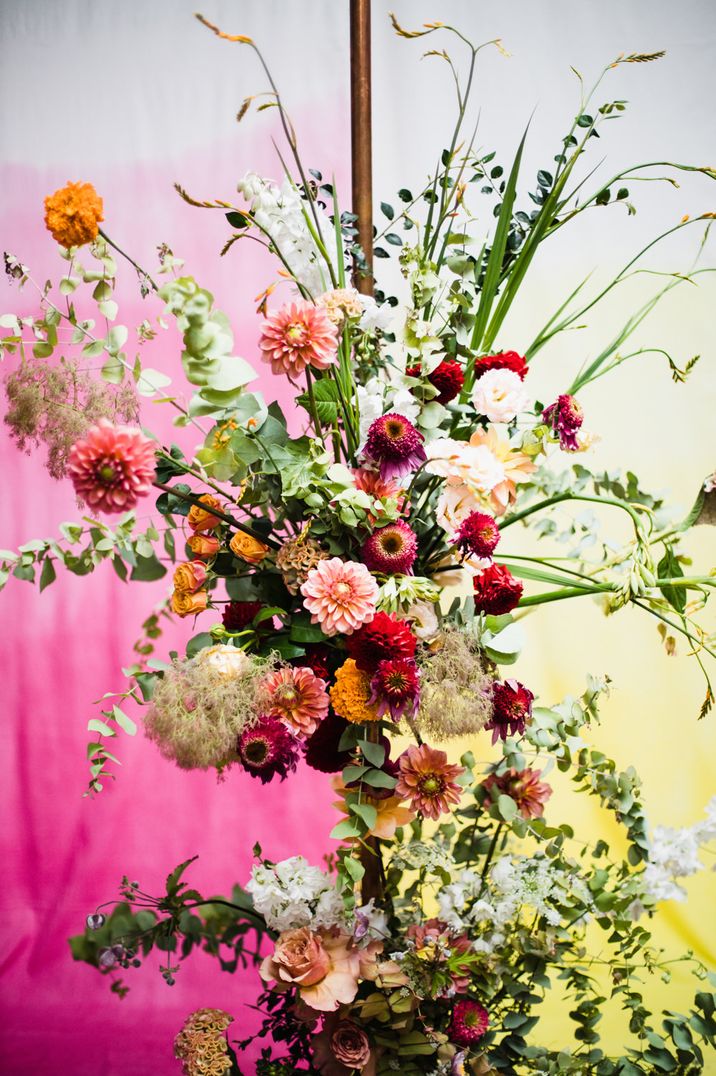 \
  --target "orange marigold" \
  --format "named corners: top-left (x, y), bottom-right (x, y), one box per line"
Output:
top-left (329, 659), bottom-right (379, 724)
top-left (44, 181), bottom-right (104, 248)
